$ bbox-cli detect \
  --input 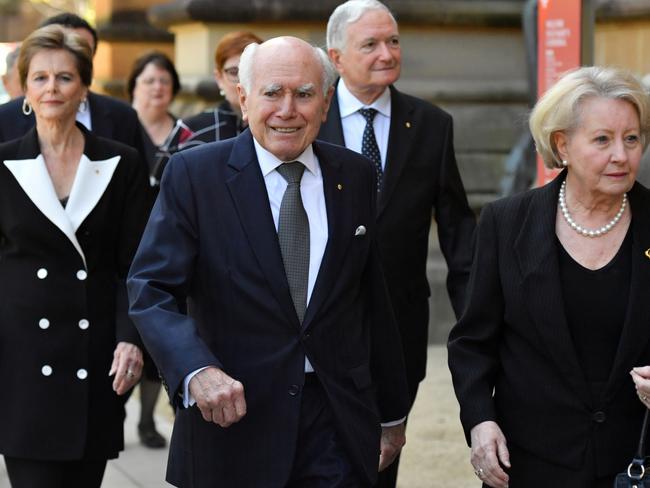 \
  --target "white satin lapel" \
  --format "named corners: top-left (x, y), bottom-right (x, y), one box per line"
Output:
top-left (3, 156), bottom-right (86, 266)
top-left (65, 154), bottom-right (120, 232)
